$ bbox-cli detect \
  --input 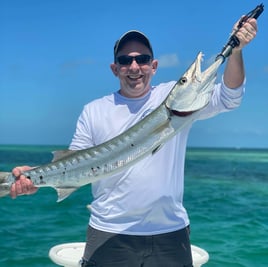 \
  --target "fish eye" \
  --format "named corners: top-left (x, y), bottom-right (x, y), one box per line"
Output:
top-left (179, 77), bottom-right (187, 85)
